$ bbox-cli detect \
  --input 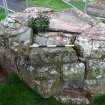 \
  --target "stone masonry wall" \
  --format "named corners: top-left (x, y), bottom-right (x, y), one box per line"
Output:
top-left (0, 7), bottom-right (105, 104)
